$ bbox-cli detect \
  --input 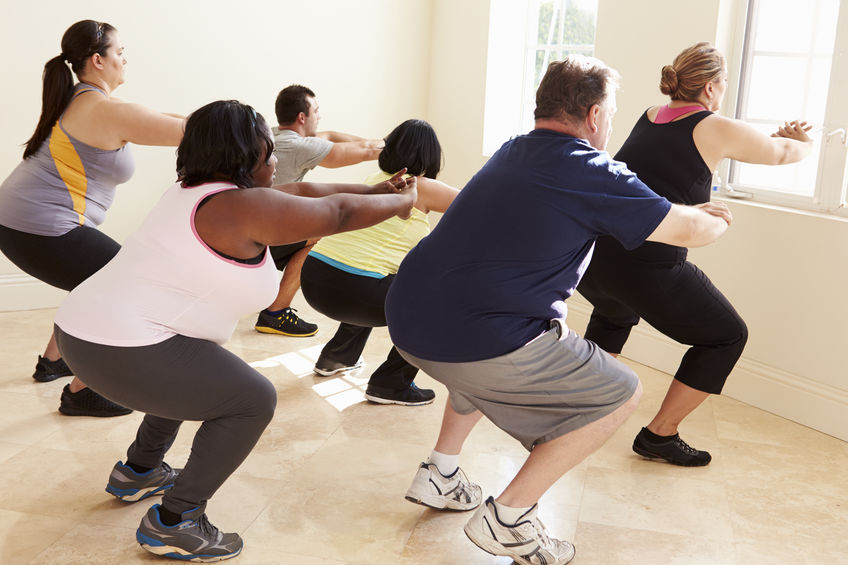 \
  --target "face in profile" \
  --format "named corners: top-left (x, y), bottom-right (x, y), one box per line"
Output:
top-left (251, 125), bottom-right (277, 187)
top-left (303, 97), bottom-right (321, 137)
top-left (99, 31), bottom-right (127, 86)
top-left (708, 68), bottom-right (728, 112)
